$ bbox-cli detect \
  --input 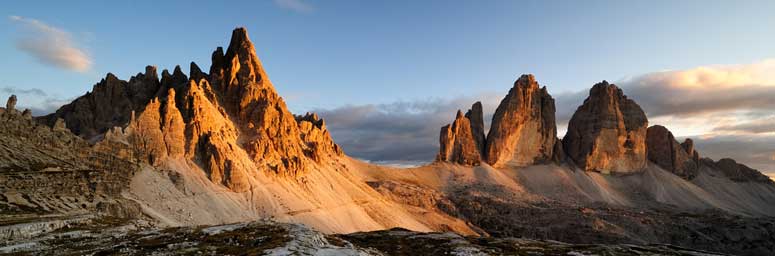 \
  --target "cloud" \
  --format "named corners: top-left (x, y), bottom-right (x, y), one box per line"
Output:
top-left (315, 94), bottom-right (500, 162)
top-left (273, 0), bottom-right (314, 13)
top-left (712, 115), bottom-right (775, 134)
top-left (1, 86), bottom-right (47, 97)
top-left (550, 59), bottom-right (775, 136)
top-left (9, 16), bottom-right (92, 72)
top-left (313, 59), bottom-right (775, 166)
top-left (616, 59), bottom-right (775, 117)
